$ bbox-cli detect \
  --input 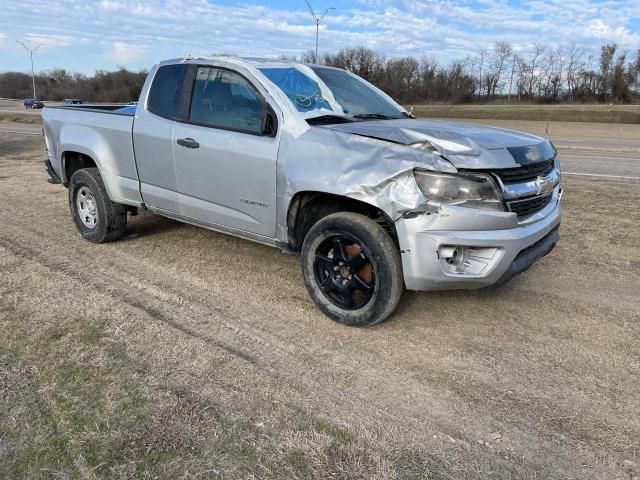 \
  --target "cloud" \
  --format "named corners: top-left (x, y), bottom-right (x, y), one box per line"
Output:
top-left (1, 0), bottom-right (639, 71)
top-left (24, 33), bottom-right (74, 48)
top-left (0, 32), bottom-right (5, 48)
top-left (108, 42), bottom-right (148, 63)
